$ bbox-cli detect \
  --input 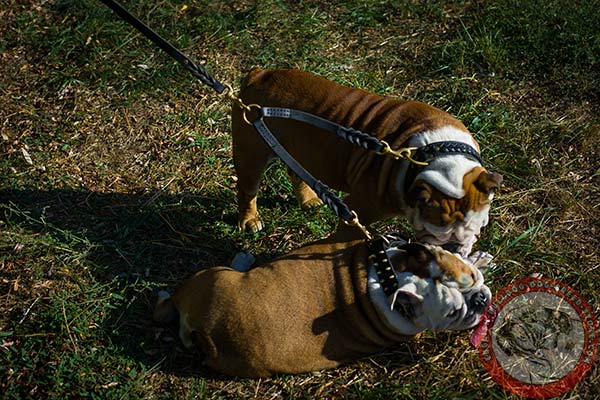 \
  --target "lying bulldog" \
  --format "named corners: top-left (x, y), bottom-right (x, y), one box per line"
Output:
top-left (232, 68), bottom-right (503, 255)
top-left (154, 227), bottom-right (492, 377)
